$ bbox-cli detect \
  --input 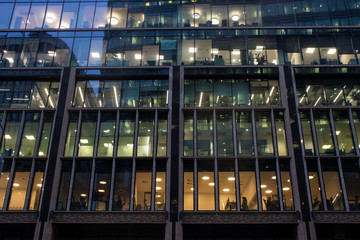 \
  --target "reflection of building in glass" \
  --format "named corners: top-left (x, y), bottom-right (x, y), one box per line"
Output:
top-left (0, 1), bottom-right (360, 240)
